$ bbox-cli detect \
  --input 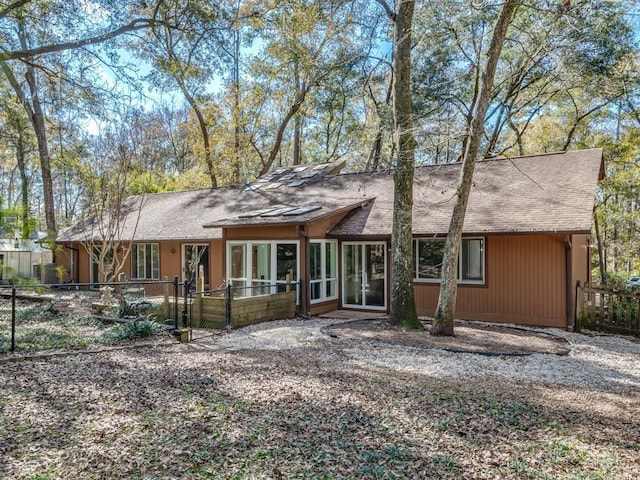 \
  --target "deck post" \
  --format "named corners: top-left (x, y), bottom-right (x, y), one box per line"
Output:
top-left (182, 280), bottom-right (189, 328)
top-left (173, 275), bottom-right (179, 329)
top-left (225, 282), bottom-right (232, 330)
top-left (575, 281), bottom-right (582, 332)
top-left (11, 284), bottom-right (16, 352)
